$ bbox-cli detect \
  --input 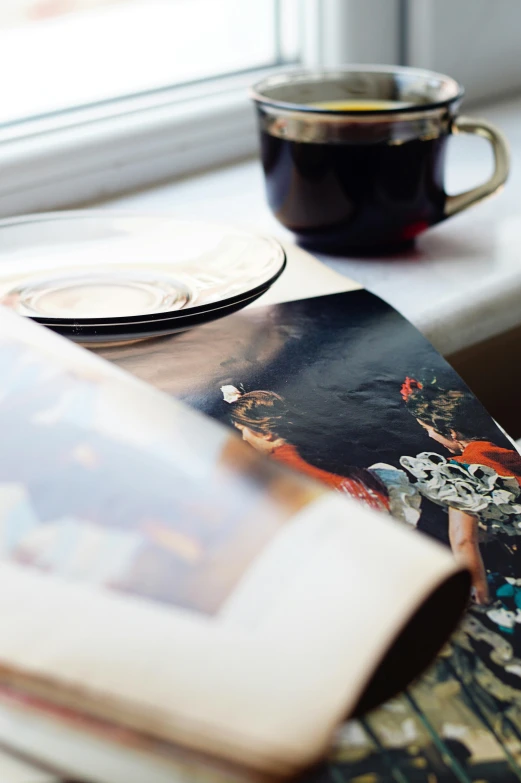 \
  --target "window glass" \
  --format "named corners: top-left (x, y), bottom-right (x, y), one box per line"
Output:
top-left (0, 0), bottom-right (299, 125)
